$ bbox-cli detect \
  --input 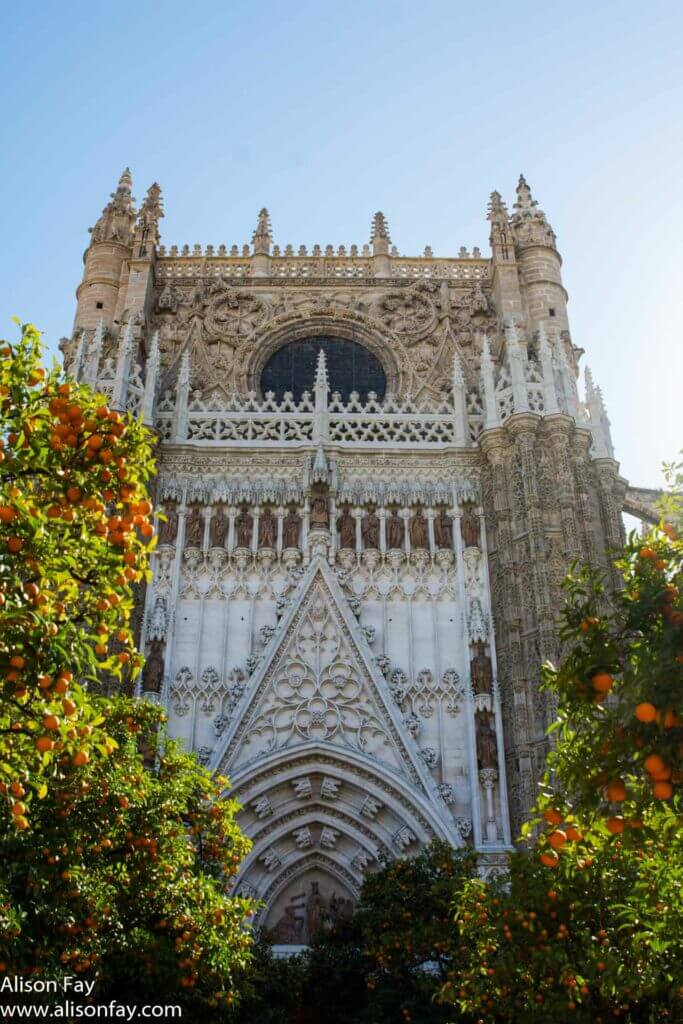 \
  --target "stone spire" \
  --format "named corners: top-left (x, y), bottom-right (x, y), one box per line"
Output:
top-left (252, 208), bottom-right (272, 255)
top-left (313, 349), bottom-right (329, 445)
top-left (487, 190), bottom-right (509, 226)
top-left (585, 367), bottom-right (614, 459)
top-left (314, 348), bottom-right (329, 391)
top-left (487, 191), bottom-right (513, 263)
top-left (370, 212), bottom-right (391, 255)
top-left (90, 168), bottom-right (137, 245)
top-left (510, 174), bottom-right (556, 247)
top-left (134, 182), bottom-right (164, 252)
